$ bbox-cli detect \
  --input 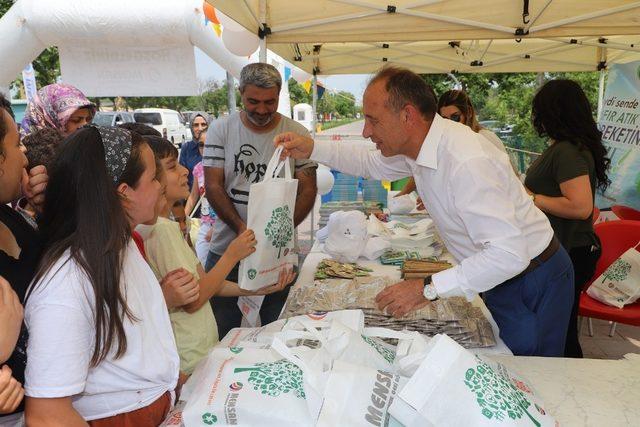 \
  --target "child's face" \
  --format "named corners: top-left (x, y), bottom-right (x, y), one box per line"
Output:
top-left (143, 173), bottom-right (167, 225)
top-left (121, 144), bottom-right (161, 227)
top-left (160, 155), bottom-right (190, 203)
